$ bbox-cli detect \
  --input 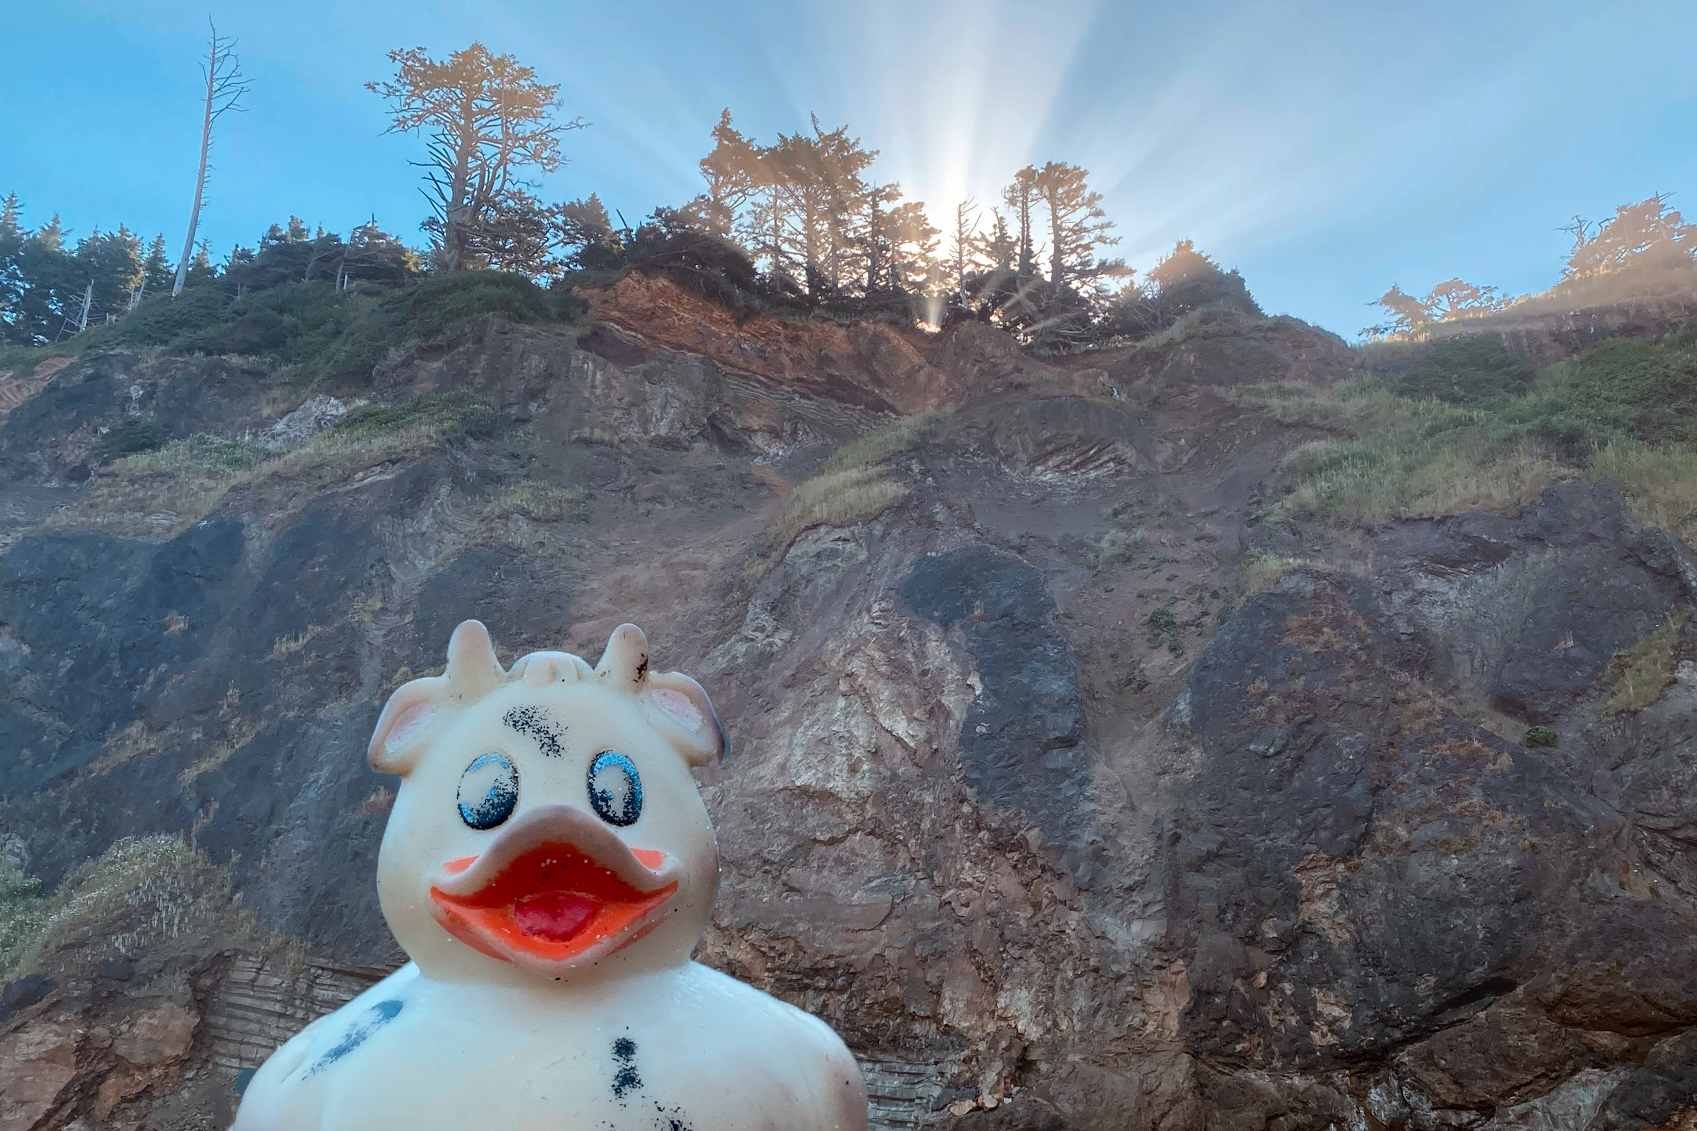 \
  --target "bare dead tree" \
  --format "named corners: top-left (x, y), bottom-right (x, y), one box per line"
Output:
top-left (949, 198), bottom-right (978, 300)
top-left (172, 20), bottom-right (249, 297)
